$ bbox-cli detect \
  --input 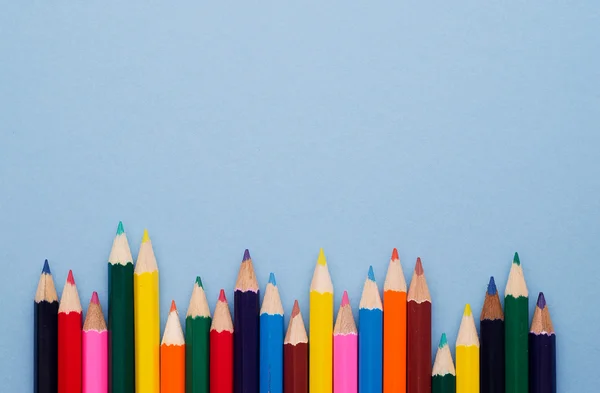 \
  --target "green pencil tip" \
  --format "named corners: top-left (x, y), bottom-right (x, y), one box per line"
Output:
top-left (116, 221), bottom-right (124, 235)
top-left (195, 276), bottom-right (203, 288)
top-left (513, 252), bottom-right (520, 266)
top-left (439, 333), bottom-right (448, 348)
